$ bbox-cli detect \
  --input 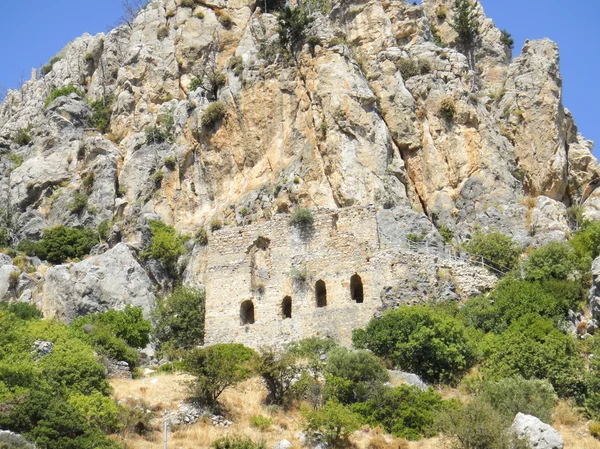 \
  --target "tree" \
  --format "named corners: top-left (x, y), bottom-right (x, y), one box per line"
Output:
top-left (277, 6), bottom-right (313, 61)
top-left (151, 287), bottom-right (206, 357)
top-left (353, 306), bottom-right (475, 384)
top-left (450, 0), bottom-right (479, 66)
top-left (118, 0), bottom-right (149, 29)
top-left (253, 348), bottom-right (302, 405)
top-left (141, 220), bottom-right (188, 278)
top-left (302, 401), bottom-right (362, 447)
top-left (184, 344), bottom-right (256, 408)
top-left (463, 230), bottom-right (521, 272)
